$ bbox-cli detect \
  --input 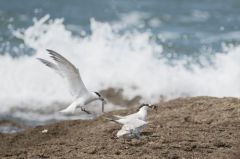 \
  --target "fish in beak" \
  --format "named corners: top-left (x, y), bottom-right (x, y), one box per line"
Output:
top-left (150, 104), bottom-right (158, 112)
